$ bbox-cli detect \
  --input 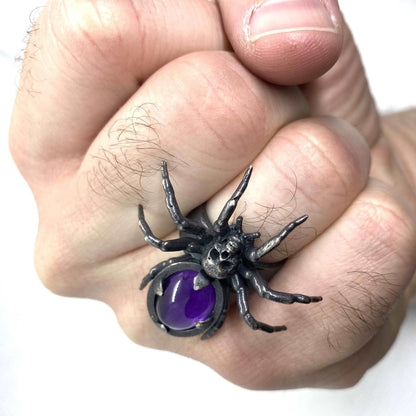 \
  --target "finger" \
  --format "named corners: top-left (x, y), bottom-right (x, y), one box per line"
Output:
top-left (217, 0), bottom-right (344, 85)
top-left (104, 116), bottom-right (370, 356)
top-left (235, 179), bottom-right (416, 388)
top-left (10, 0), bottom-right (228, 182)
top-left (217, 1), bottom-right (380, 145)
top-left (79, 51), bottom-right (308, 236)
top-left (34, 51), bottom-right (309, 292)
top-left (205, 116), bottom-right (370, 260)
top-left (190, 179), bottom-right (416, 390)
top-left (301, 24), bottom-right (381, 145)
top-left (309, 295), bottom-right (408, 388)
